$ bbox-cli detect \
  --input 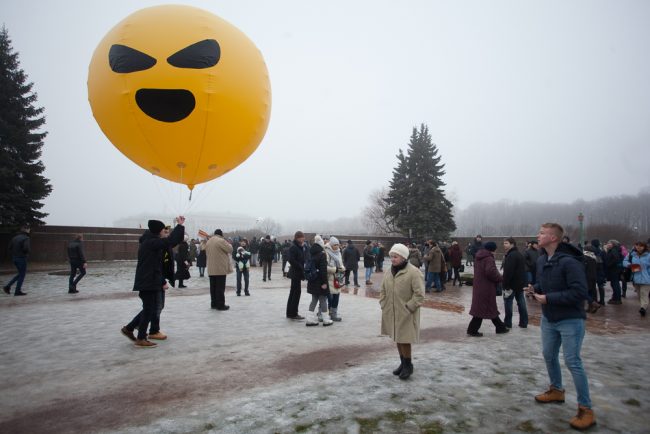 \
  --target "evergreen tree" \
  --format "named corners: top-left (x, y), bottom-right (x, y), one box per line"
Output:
top-left (0, 26), bottom-right (51, 227)
top-left (384, 124), bottom-right (456, 240)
